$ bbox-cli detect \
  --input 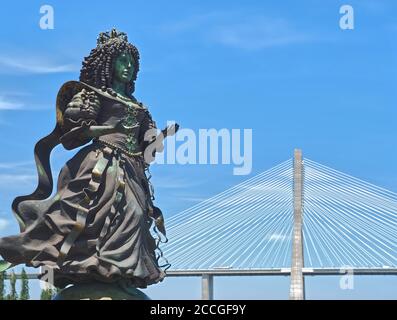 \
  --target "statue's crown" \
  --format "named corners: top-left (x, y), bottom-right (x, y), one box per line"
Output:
top-left (97, 28), bottom-right (128, 47)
